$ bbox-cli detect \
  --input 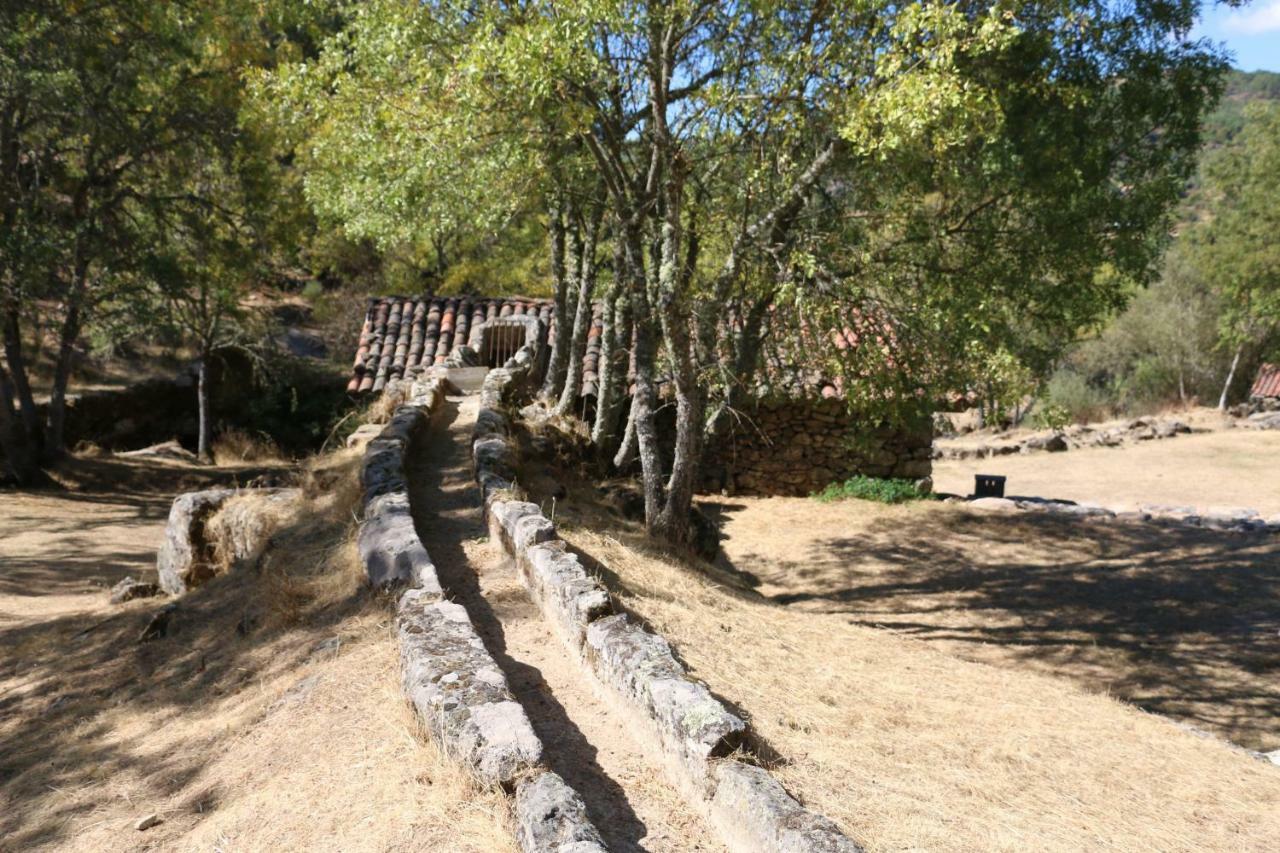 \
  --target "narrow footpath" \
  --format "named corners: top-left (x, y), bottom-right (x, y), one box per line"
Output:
top-left (406, 393), bottom-right (725, 853)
